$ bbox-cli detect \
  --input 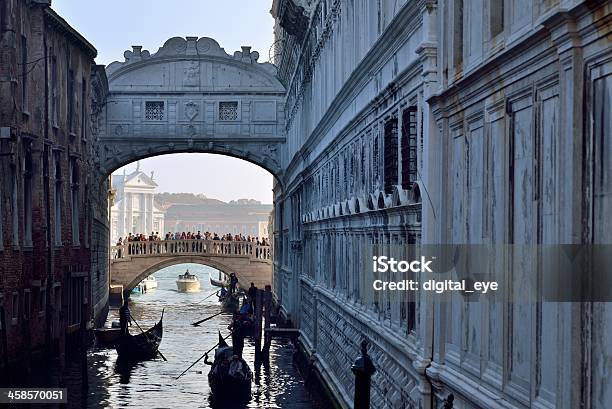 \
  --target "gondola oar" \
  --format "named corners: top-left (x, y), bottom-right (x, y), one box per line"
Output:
top-left (191, 311), bottom-right (225, 326)
top-left (175, 331), bottom-right (232, 380)
top-left (195, 291), bottom-right (219, 304)
top-left (131, 312), bottom-right (168, 361)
